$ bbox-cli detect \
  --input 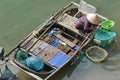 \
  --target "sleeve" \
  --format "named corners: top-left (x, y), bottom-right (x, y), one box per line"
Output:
top-left (84, 19), bottom-right (89, 30)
